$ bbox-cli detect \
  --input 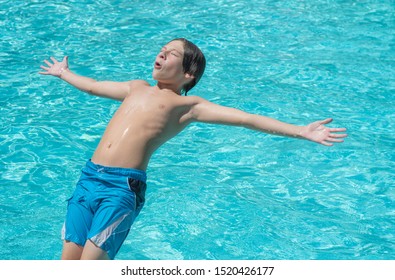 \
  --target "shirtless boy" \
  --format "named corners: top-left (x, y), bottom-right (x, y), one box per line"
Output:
top-left (39, 38), bottom-right (347, 260)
